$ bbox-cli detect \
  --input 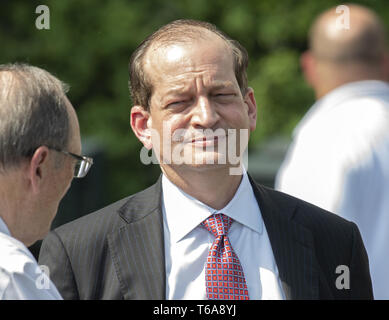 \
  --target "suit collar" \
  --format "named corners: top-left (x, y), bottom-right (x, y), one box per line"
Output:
top-left (117, 175), bottom-right (163, 224)
top-left (249, 175), bottom-right (319, 299)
